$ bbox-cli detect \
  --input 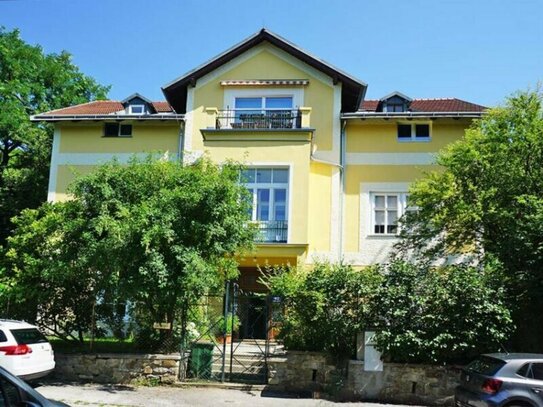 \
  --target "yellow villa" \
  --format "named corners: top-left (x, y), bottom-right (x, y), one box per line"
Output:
top-left (32, 29), bottom-right (484, 296)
